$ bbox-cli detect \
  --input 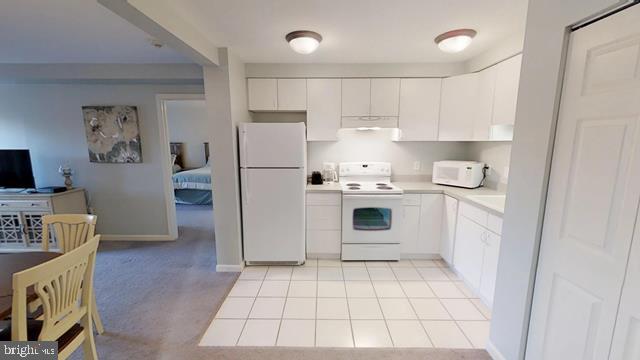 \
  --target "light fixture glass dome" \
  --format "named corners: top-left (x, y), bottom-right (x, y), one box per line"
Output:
top-left (435, 29), bottom-right (477, 53)
top-left (286, 30), bottom-right (322, 54)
